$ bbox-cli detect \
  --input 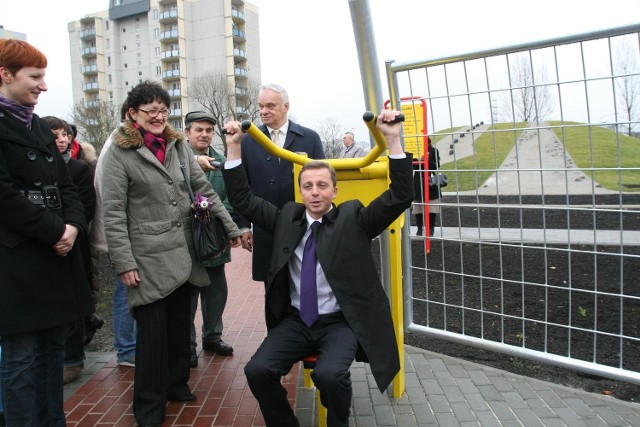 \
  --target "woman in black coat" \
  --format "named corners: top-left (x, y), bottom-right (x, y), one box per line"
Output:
top-left (413, 137), bottom-right (441, 236)
top-left (0, 39), bottom-right (93, 426)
